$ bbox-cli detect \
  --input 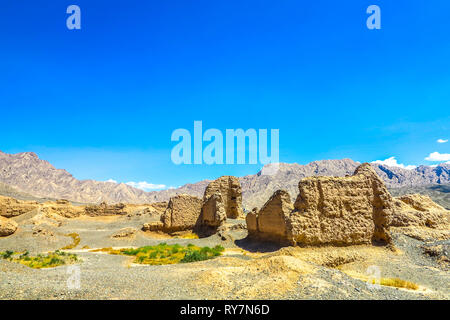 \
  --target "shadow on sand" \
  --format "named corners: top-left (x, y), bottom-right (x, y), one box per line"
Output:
top-left (234, 236), bottom-right (288, 253)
